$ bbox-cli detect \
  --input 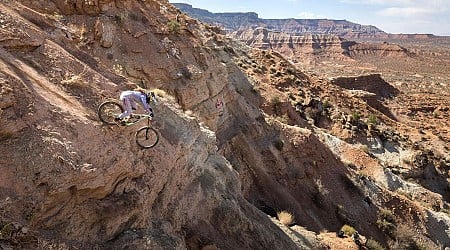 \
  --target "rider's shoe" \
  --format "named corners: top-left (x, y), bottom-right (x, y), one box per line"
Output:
top-left (114, 117), bottom-right (126, 126)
